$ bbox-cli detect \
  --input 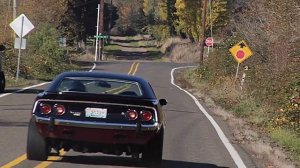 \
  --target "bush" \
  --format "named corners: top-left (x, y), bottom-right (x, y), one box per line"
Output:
top-left (150, 25), bottom-right (170, 41)
top-left (2, 47), bottom-right (18, 76)
top-left (23, 23), bottom-right (77, 80)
